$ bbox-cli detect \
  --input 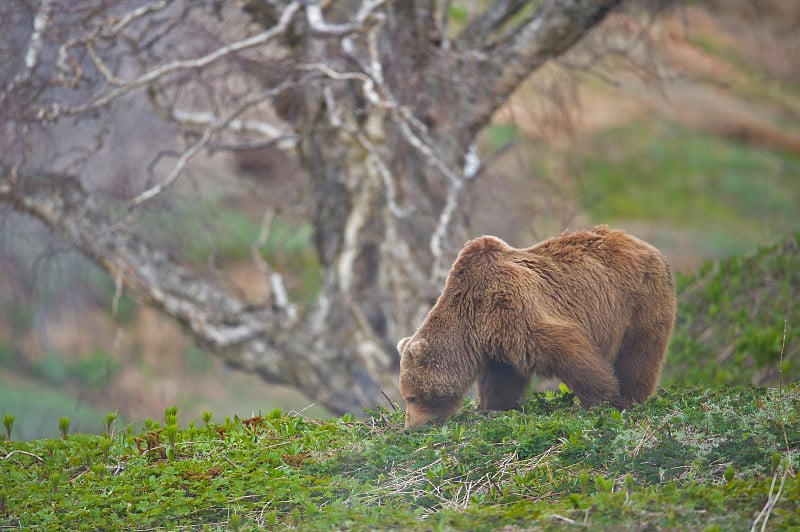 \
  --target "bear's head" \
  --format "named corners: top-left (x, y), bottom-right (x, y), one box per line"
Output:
top-left (397, 336), bottom-right (463, 430)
